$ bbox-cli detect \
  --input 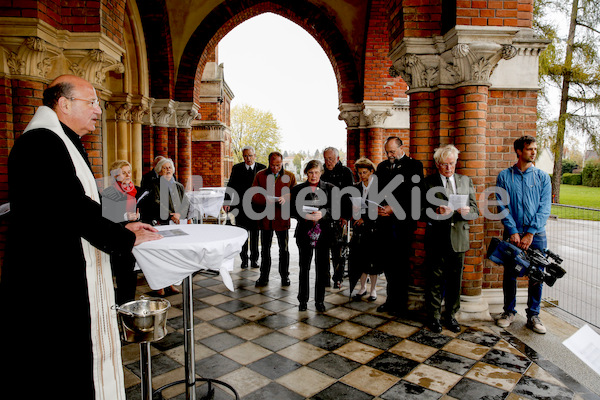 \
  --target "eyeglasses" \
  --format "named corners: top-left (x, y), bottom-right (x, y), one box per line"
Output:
top-left (70, 97), bottom-right (100, 107)
top-left (438, 162), bottom-right (456, 168)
